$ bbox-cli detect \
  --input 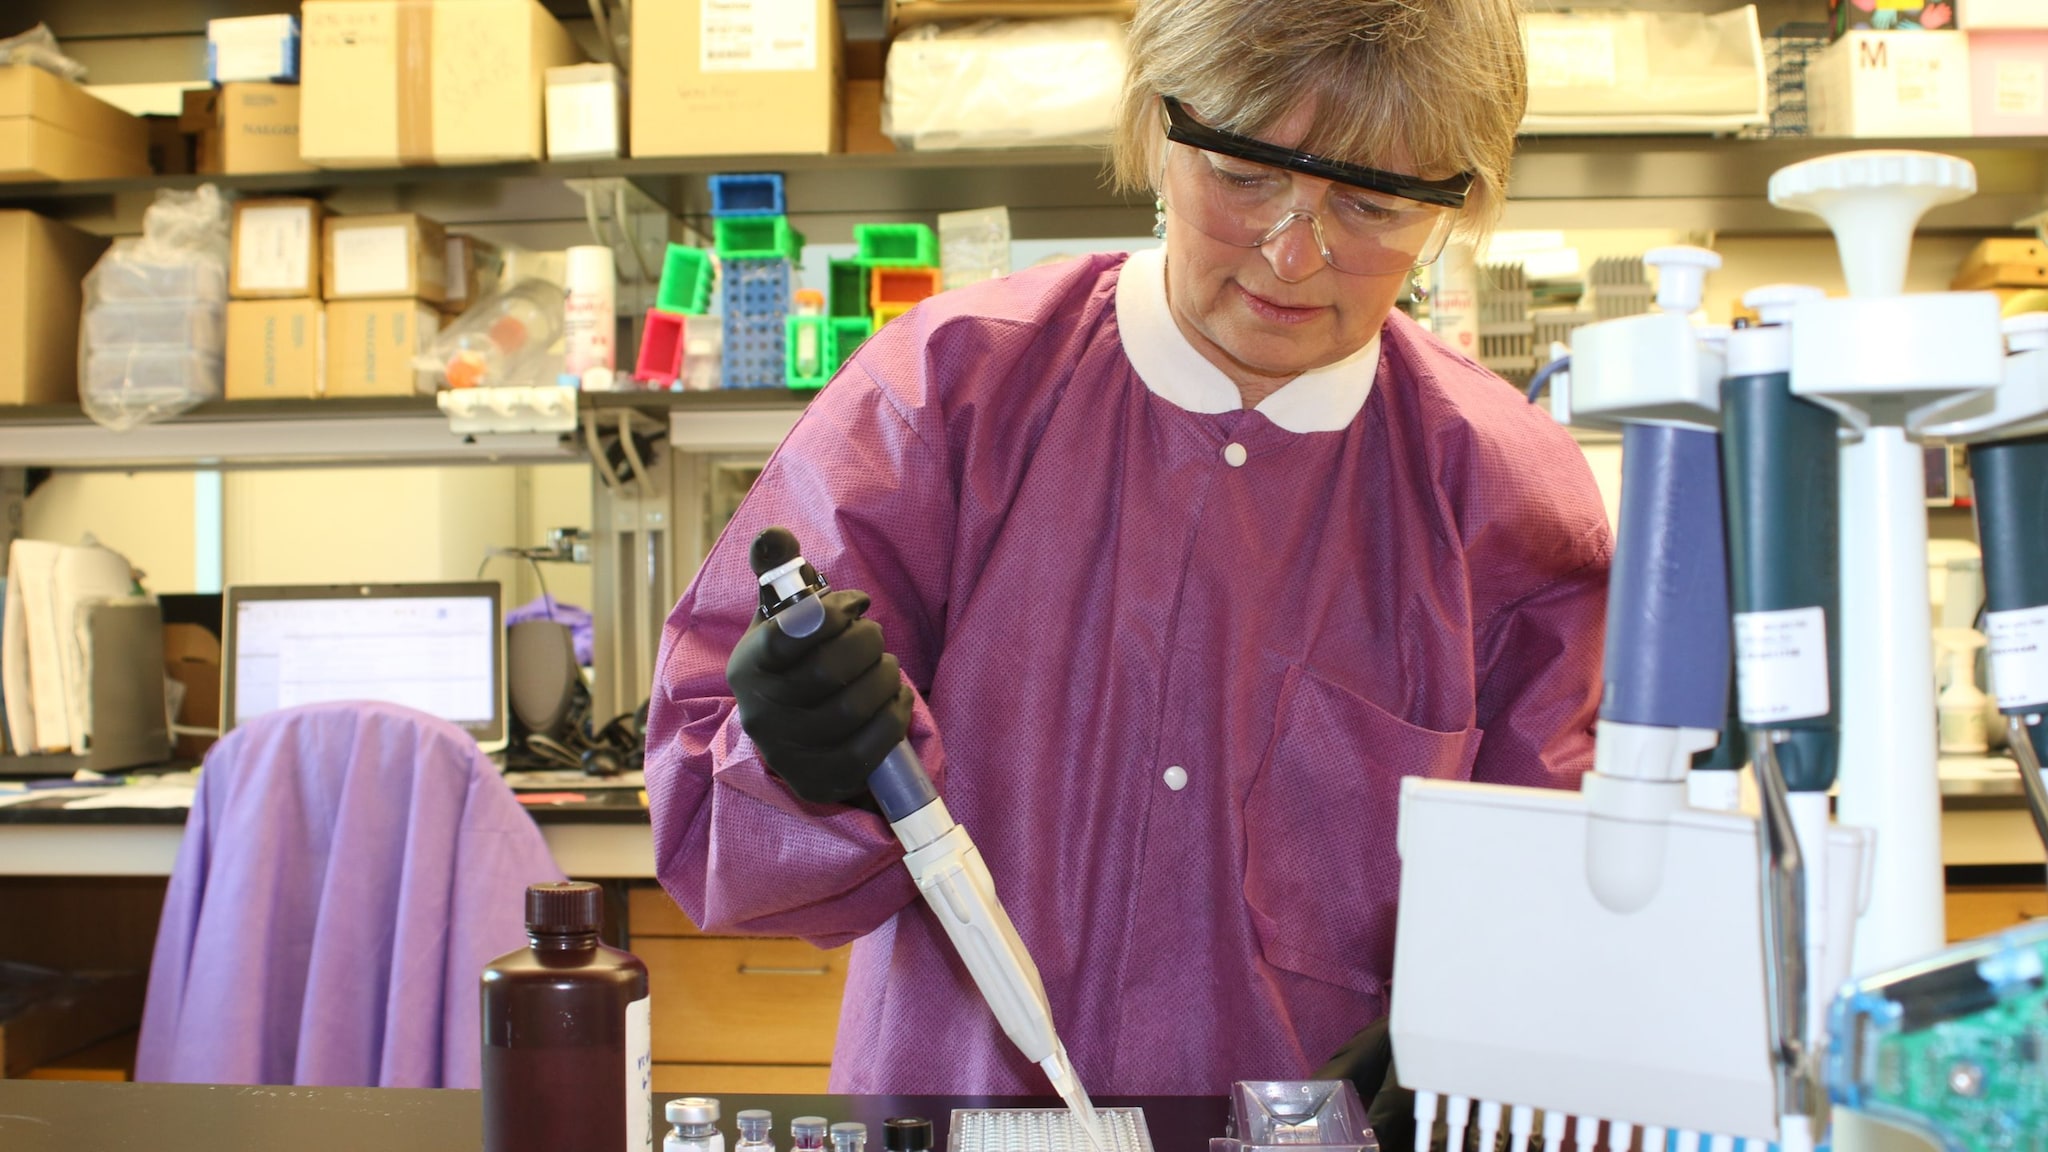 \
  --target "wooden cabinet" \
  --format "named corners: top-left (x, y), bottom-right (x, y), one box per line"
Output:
top-left (629, 884), bottom-right (847, 1095)
top-left (1945, 886), bottom-right (2048, 942)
